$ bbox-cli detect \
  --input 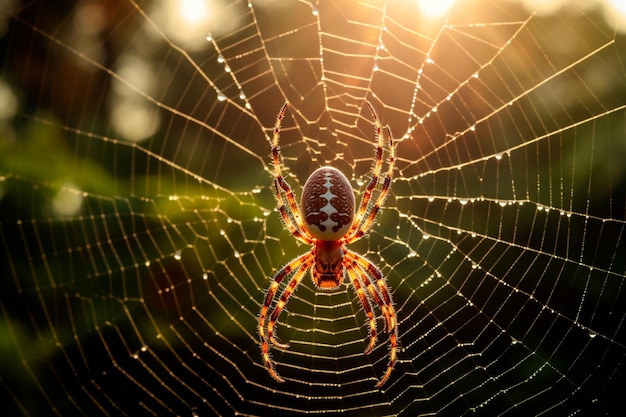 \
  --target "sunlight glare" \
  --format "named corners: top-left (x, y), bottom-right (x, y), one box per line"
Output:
top-left (111, 99), bottom-right (160, 143)
top-left (0, 78), bottom-right (18, 120)
top-left (153, 0), bottom-right (240, 50)
top-left (418, 0), bottom-right (455, 17)
top-left (110, 54), bottom-right (161, 143)
top-left (180, 0), bottom-right (210, 25)
top-left (52, 183), bottom-right (84, 217)
top-left (607, 0), bottom-right (626, 13)
top-left (518, 0), bottom-right (567, 14)
top-left (604, 0), bottom-right (626, 31)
